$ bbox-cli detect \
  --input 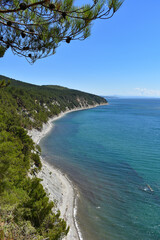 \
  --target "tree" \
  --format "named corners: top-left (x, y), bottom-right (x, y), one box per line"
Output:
top-left (0, 0), bottom-right (123, 63)
top-left (0, 79), bottom-right (10, 88)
